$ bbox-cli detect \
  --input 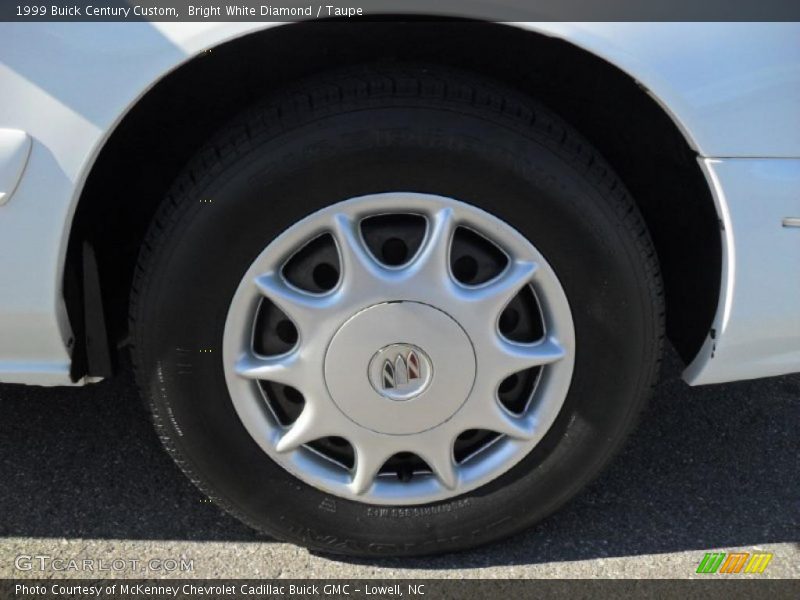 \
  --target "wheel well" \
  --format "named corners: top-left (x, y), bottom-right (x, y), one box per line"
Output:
top-left (68, 20), bottom-right (720, 377)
